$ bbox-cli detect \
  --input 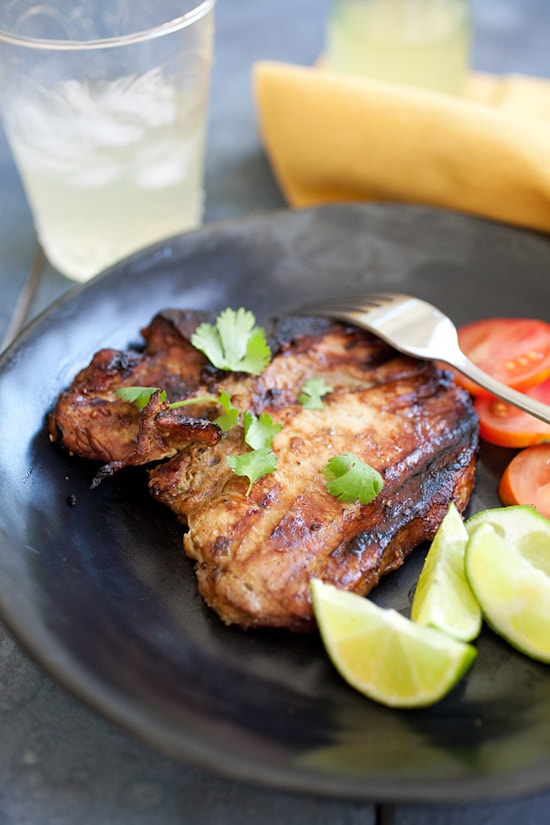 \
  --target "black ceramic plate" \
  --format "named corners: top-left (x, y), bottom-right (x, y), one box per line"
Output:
top-left (0, 203), bottom-right (549, 804)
